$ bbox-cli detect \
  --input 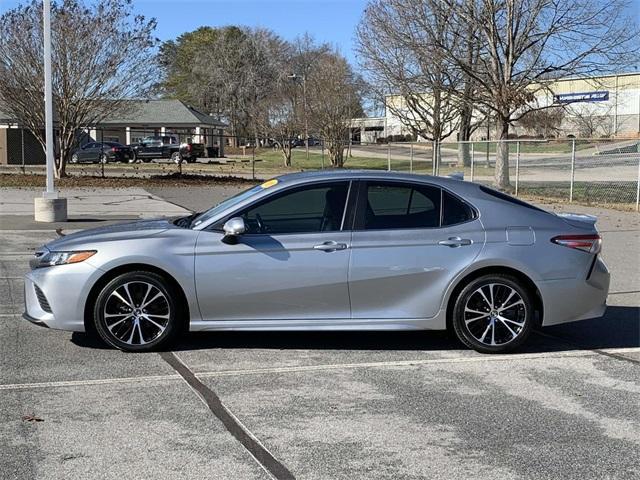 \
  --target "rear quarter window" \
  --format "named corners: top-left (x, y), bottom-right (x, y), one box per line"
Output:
top-left (479, 186), bottom-right (548, 213)
top-left (442, 190), bottom-right (476, 226)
